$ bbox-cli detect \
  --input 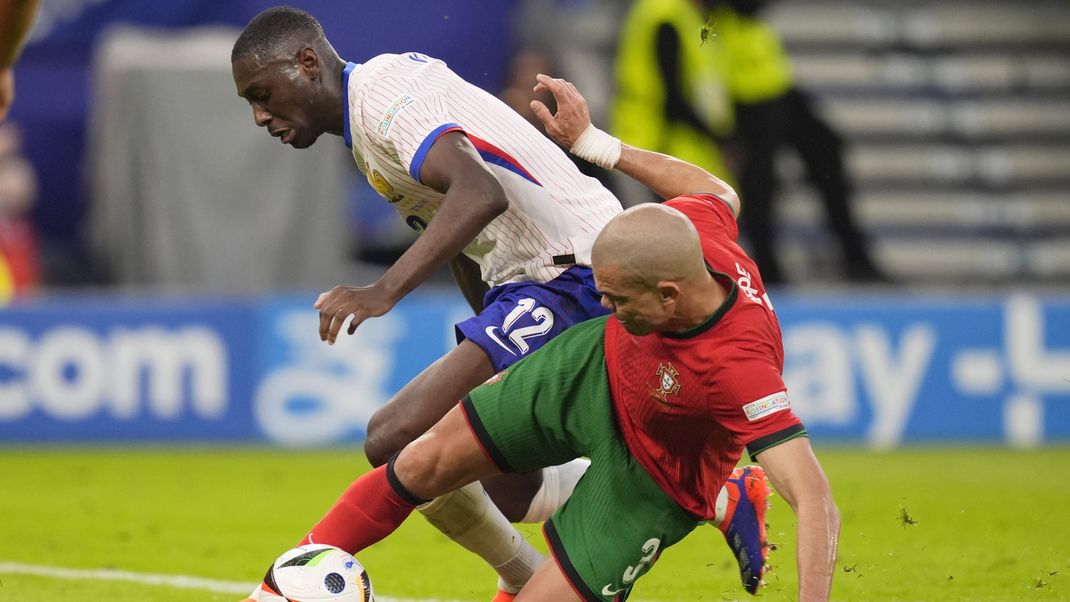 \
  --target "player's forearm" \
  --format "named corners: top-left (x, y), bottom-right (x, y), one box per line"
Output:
top-left (376, 183), bottom-right (506, 304)
top-left (615, 143), bottom-right (738, 206)
top-left (0, 0), bottom-right (39, 67)
top-left (793, 496), bottom-right (840, 601)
